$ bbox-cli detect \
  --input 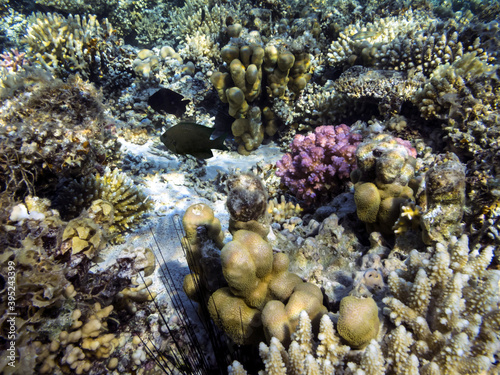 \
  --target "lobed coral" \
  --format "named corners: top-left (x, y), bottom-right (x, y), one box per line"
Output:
top-left (181, 202), bottom-right (226, 304)
top-left (351, 133), bottom-right (418, 236)
top-left (276, 124), bottom-right (361, 206)
top-left (208, 229), bottom-right (327, 346)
